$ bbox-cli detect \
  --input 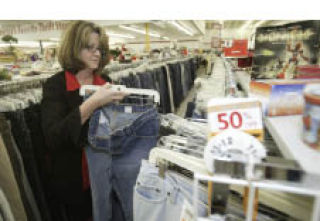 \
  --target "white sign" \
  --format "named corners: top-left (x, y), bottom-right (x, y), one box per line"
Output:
top-left (204, 130), bottom-right (267, 173)
top-left (207, 98), bottom-right (263, 136)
